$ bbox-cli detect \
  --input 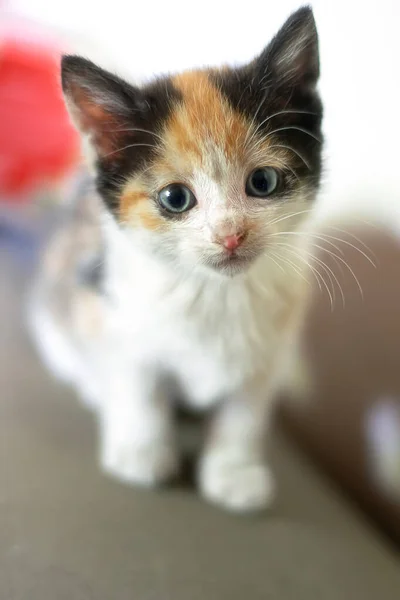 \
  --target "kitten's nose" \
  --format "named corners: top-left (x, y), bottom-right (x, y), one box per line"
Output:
top-left (221, 232), bottom-right (246, 251)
